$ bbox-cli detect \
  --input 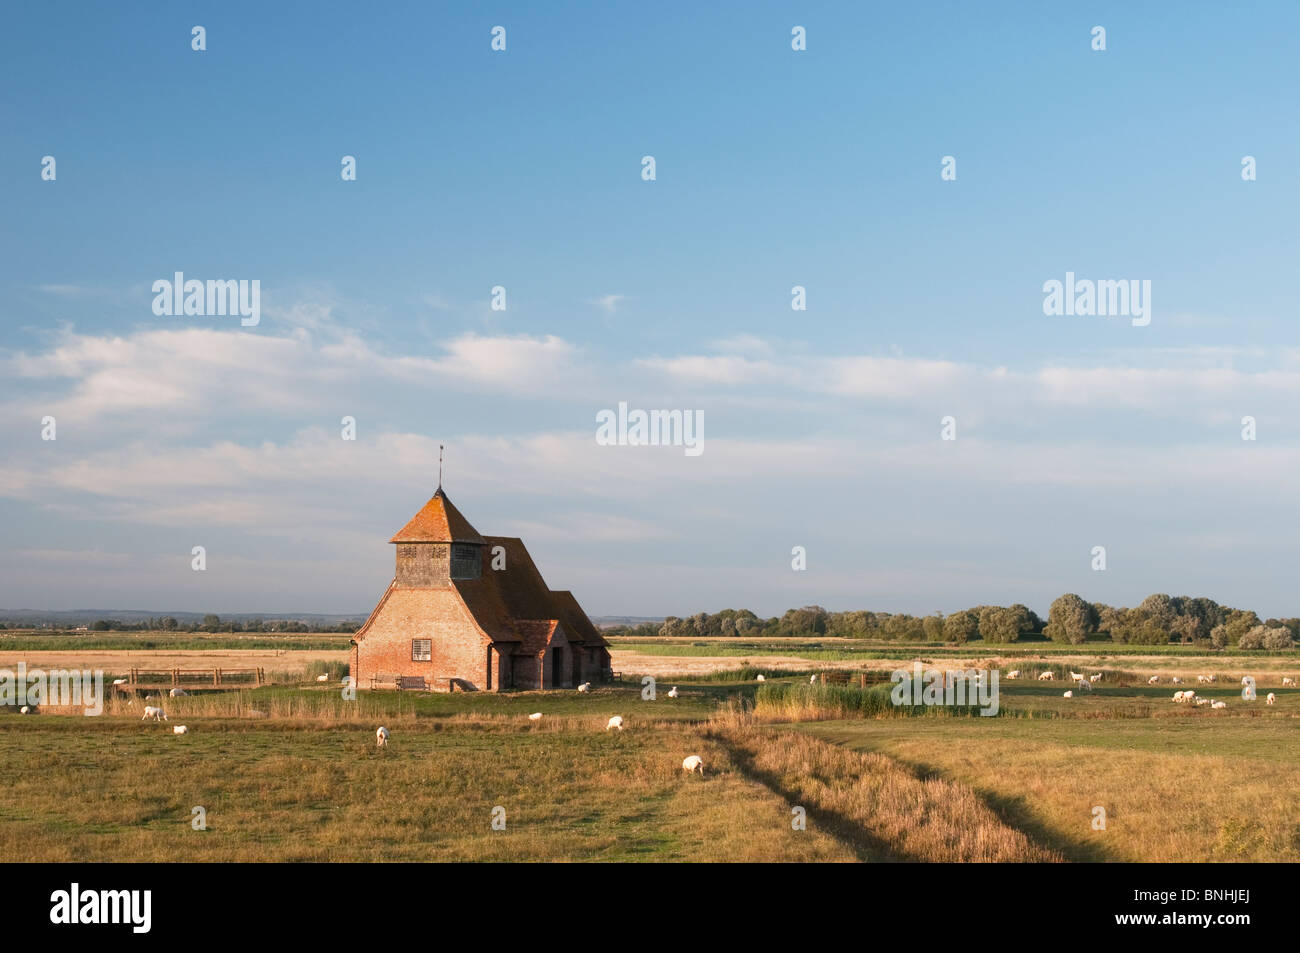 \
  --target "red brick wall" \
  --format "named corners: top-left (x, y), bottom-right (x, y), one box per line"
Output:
top-left (355, 587), bottom-right (494, 691)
